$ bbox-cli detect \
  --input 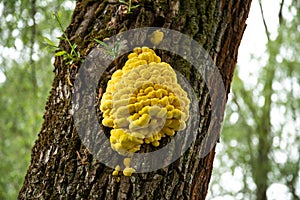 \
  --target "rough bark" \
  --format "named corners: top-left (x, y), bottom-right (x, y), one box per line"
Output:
top-left (19, 0), bottom-right (252, 199)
